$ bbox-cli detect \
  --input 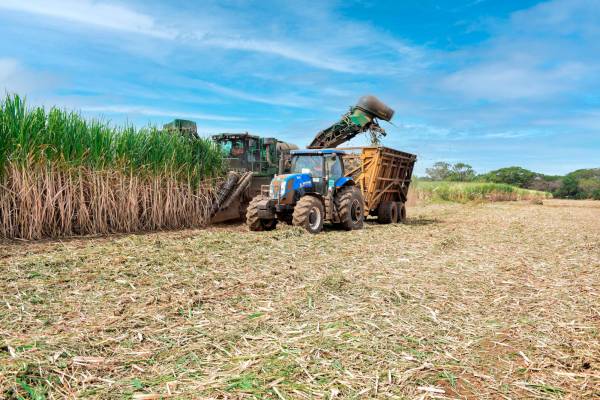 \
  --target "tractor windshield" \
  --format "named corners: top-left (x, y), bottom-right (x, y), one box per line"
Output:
top-left (290, 155), bottom-right (323, 177)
